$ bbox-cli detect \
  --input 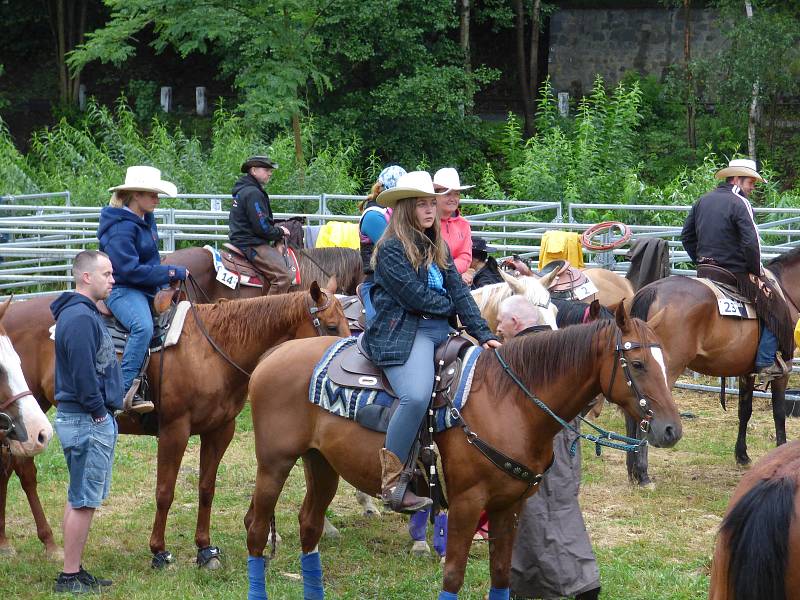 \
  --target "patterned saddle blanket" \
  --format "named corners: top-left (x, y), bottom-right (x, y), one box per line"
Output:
top-left (309, 337), bottom-right (483, 433)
